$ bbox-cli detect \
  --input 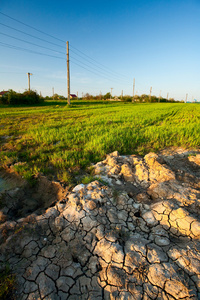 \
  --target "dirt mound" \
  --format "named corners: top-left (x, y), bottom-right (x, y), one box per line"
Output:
top-left (0, 148), bottom-right (200, 299)
top-left (0, 172), bottom-right (67, 221)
